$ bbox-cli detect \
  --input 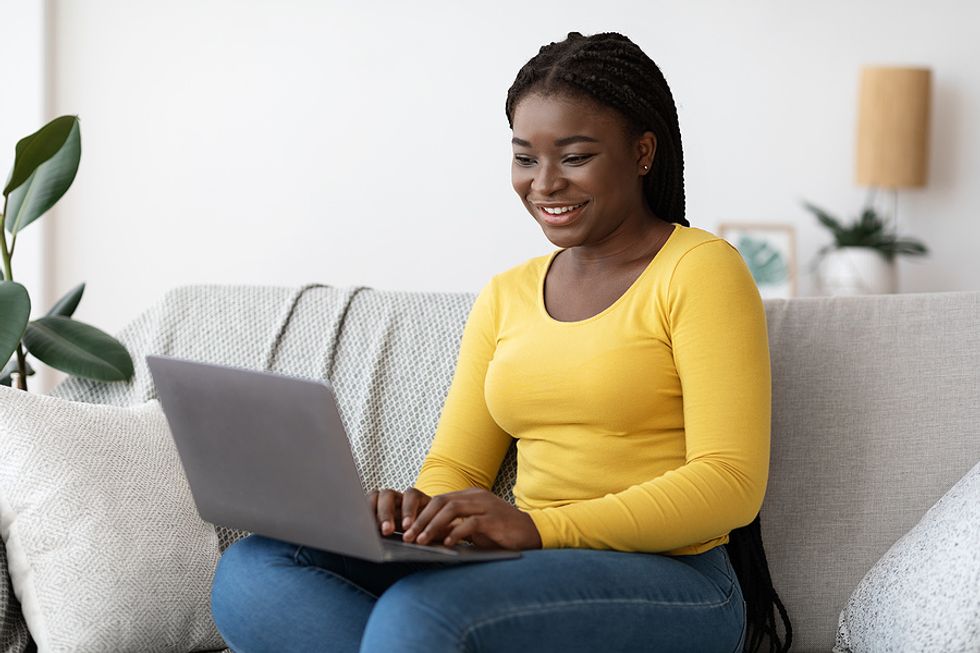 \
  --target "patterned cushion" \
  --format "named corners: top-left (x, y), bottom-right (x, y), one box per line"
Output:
top-left (0, 386), bottom-right (227, 652)
top-left (833, 458), bottom-right (980, 652)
